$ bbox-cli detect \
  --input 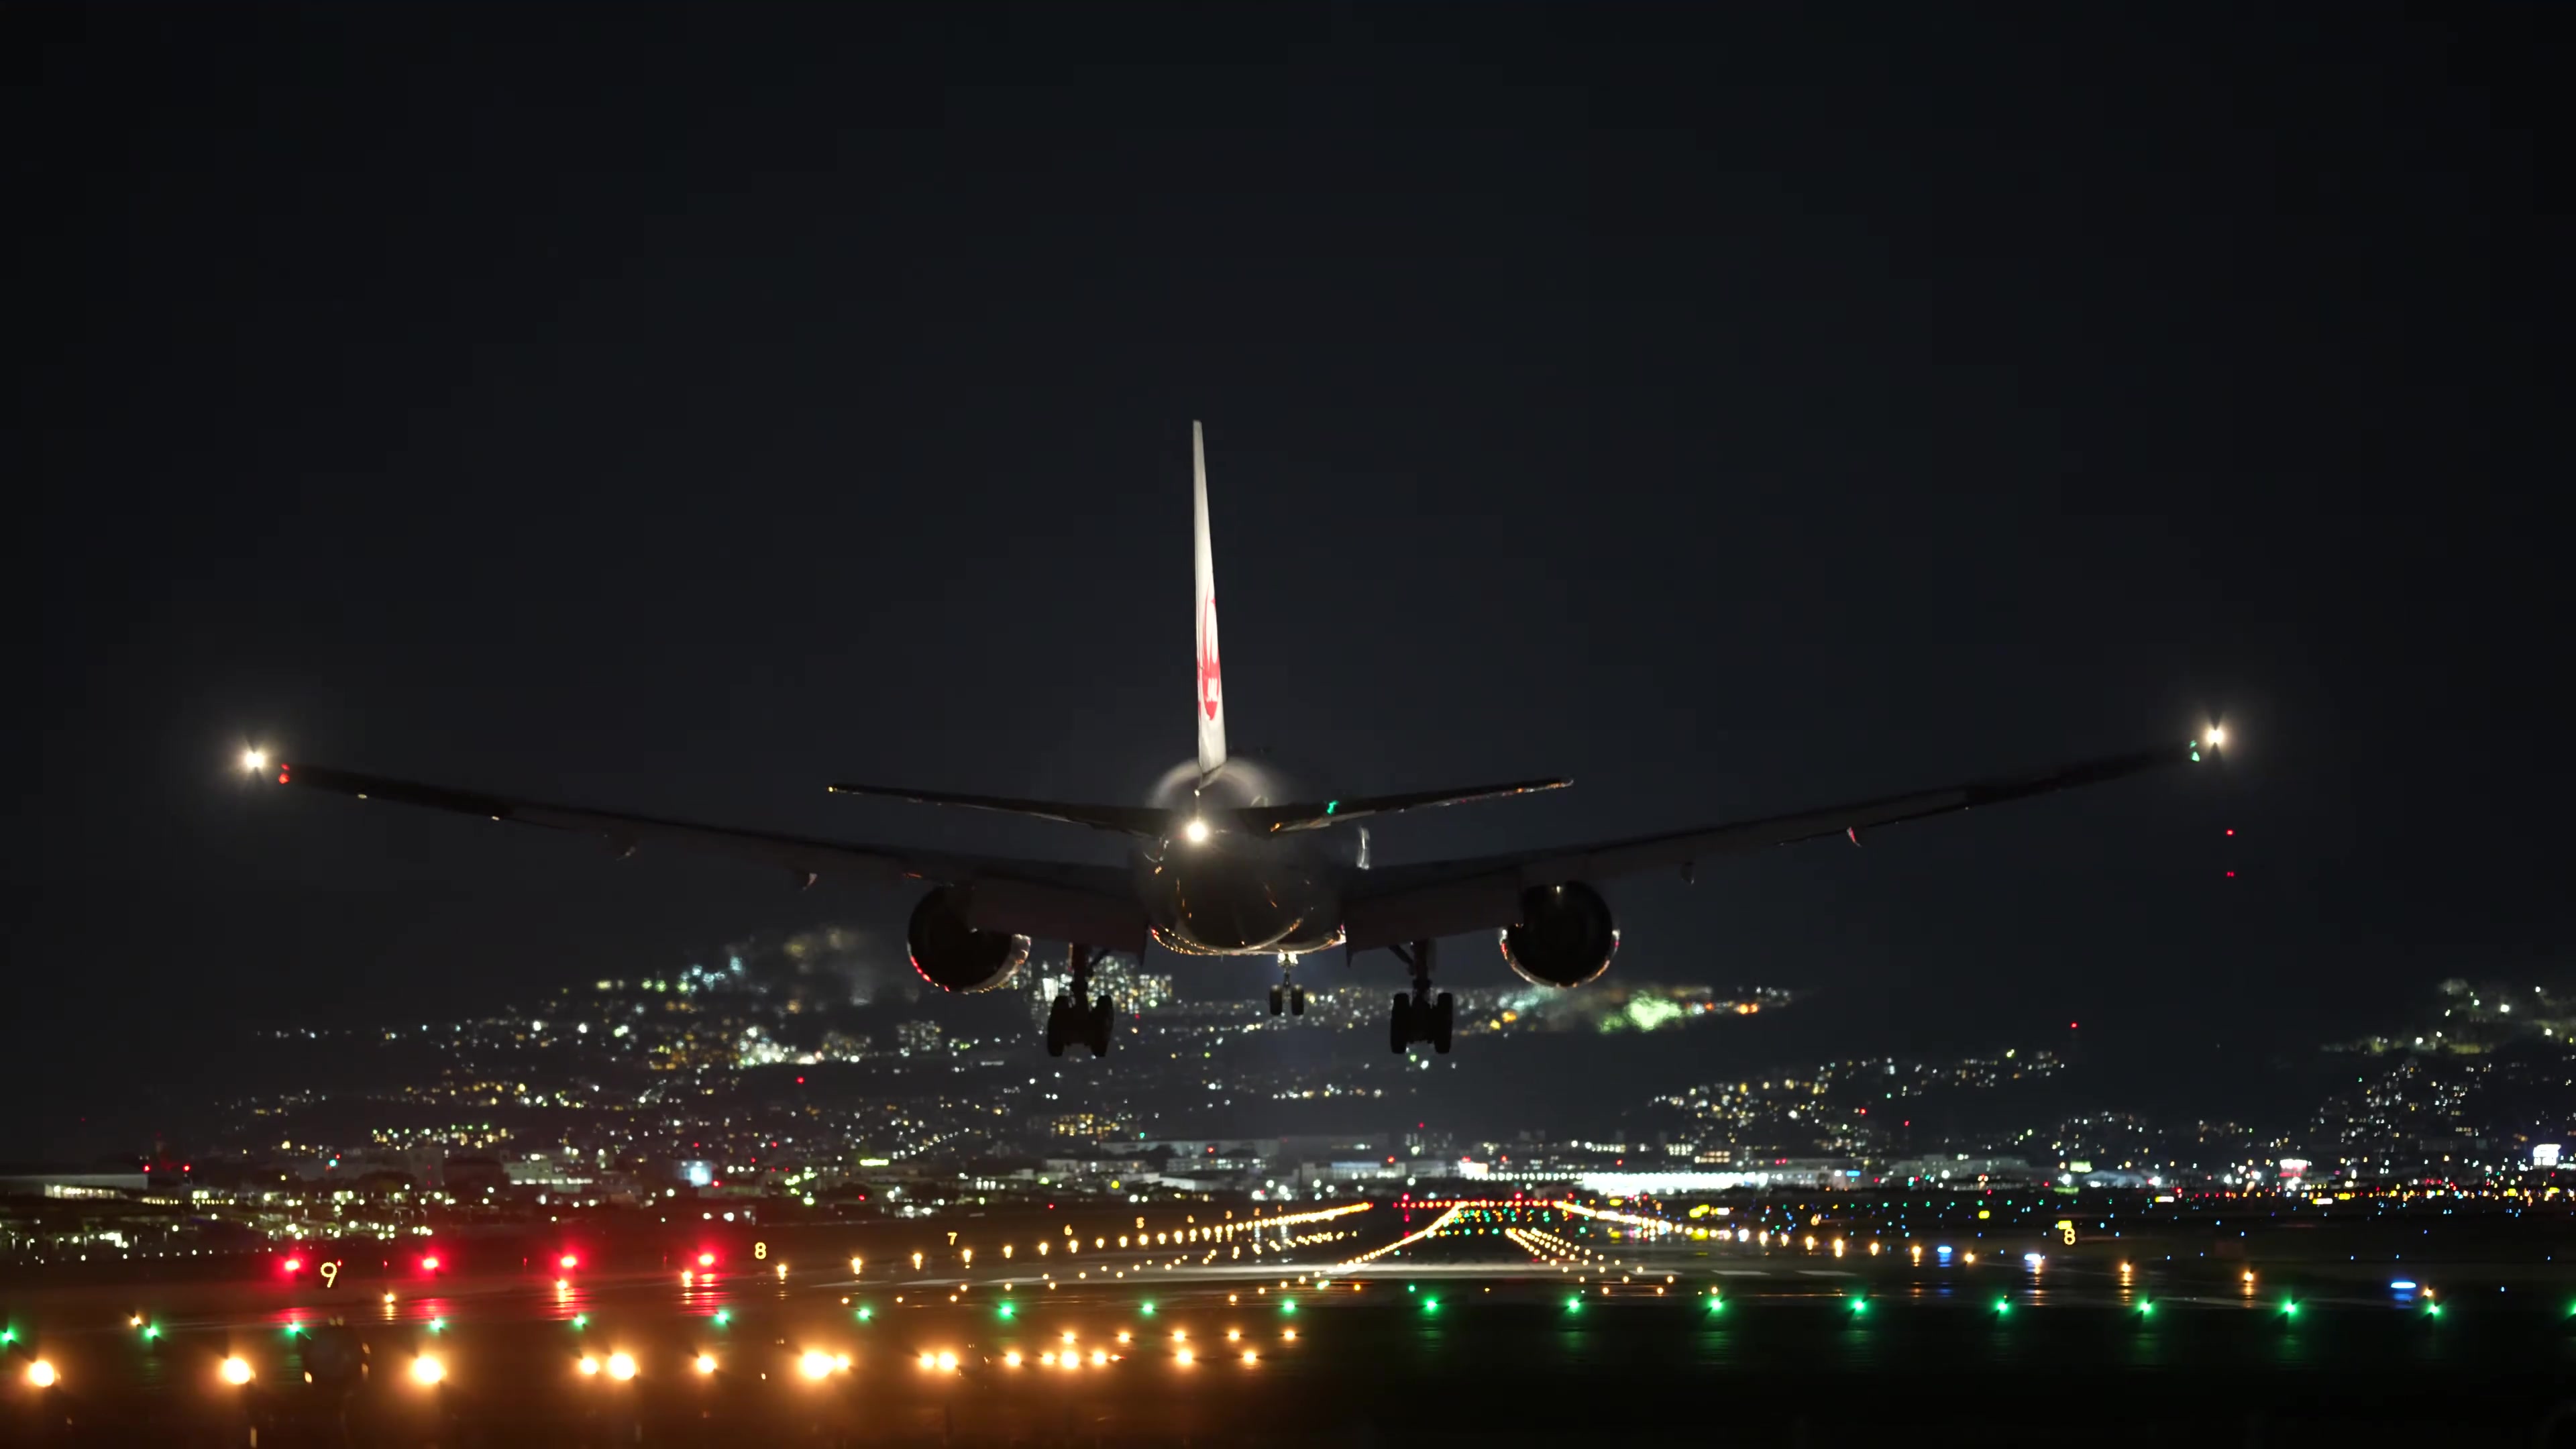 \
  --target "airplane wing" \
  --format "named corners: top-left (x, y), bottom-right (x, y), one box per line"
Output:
top-left (1341, 741), bottom-right (2208, 952)
top-left (270, 762), bottom-right (1146, 945)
